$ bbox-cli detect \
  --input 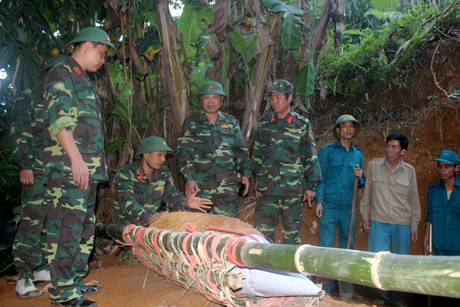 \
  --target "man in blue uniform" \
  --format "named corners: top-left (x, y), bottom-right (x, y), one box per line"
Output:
top-left (424, 150), bottom-right (460, 256)
top-left (314, 115), bottom-right (365, 296)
